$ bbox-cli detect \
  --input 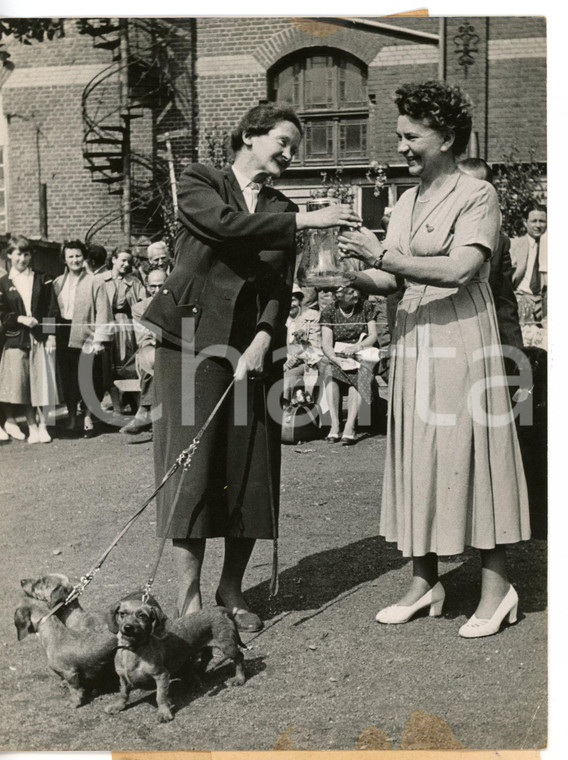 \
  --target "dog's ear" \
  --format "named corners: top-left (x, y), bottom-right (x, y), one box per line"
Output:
top-left (150, 606), bottom-right (168, 639)
top-left (49, 583), bottom-right (70, 608)
top-left (14, 606), bottom-right (35, 641)
top-left (106, 602), bottom-right (121, 634)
